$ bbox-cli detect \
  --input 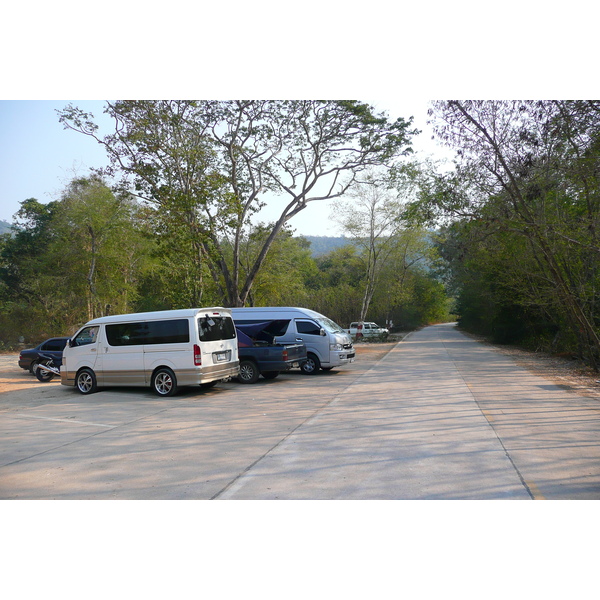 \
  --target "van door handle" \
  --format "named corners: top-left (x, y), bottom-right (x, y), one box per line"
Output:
top-left (296, 337), bottom-right (303, 342)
